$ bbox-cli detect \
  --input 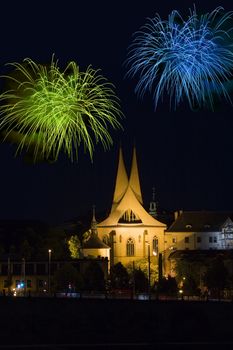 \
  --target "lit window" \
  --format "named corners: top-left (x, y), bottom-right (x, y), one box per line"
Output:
top-left (126, 238), bottom-right (135, 256)
top-left (153, 236), bottom-right (158, 254)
